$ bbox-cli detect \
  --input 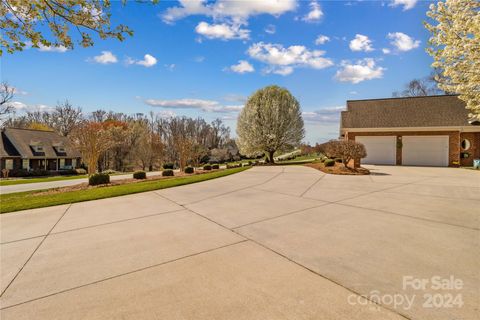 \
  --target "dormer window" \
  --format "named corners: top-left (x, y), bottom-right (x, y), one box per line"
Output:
top-left (55, 146), bottom-right (66, 153)
top-left (31, 144), bottom-right (44, 153)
